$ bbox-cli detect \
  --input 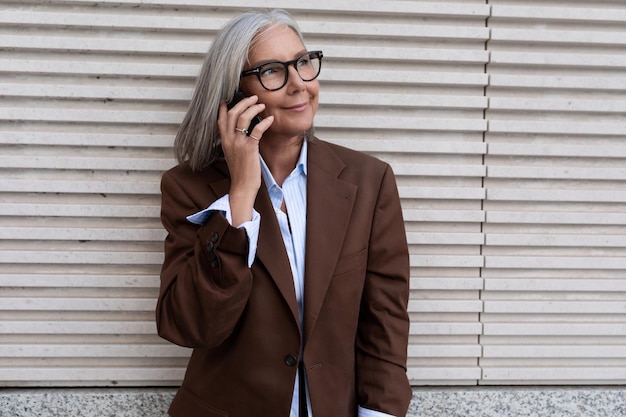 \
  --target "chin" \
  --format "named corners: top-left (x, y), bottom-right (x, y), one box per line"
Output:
top-left (277, 122), bottom-right (315, 137)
